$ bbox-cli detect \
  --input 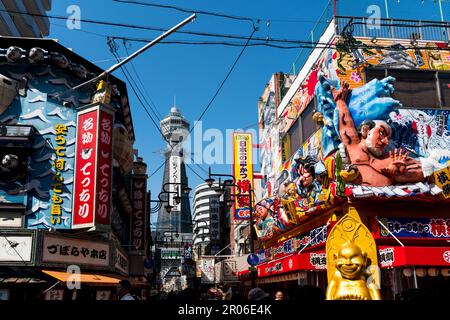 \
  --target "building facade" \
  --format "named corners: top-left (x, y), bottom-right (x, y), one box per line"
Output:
top-left (0, 0), bottom-right (51, 38)
top-left (0, 37), bottom-right (150, 300)
top-left (239, 16), bottom-right (450, 300)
